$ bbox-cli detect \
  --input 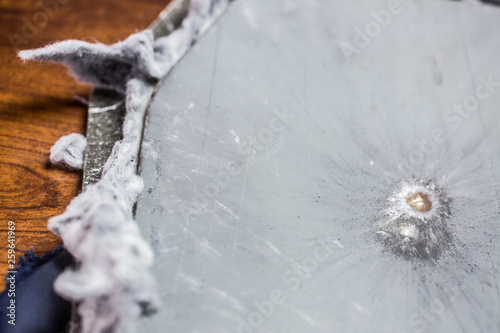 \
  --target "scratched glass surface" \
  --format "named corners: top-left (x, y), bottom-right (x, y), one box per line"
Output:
top-left (135, 0), bottom-right (500, 332)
